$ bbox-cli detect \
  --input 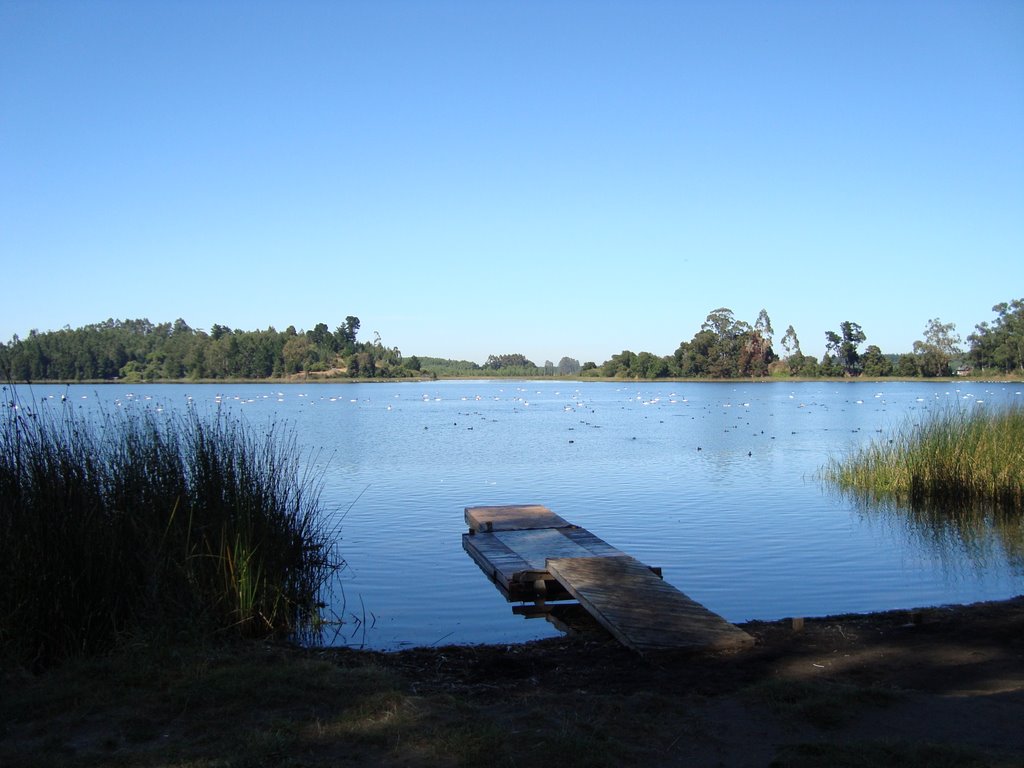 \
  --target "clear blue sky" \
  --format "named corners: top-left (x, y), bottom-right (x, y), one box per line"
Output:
top-left (2, 1), bottom-right (1022, 364)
